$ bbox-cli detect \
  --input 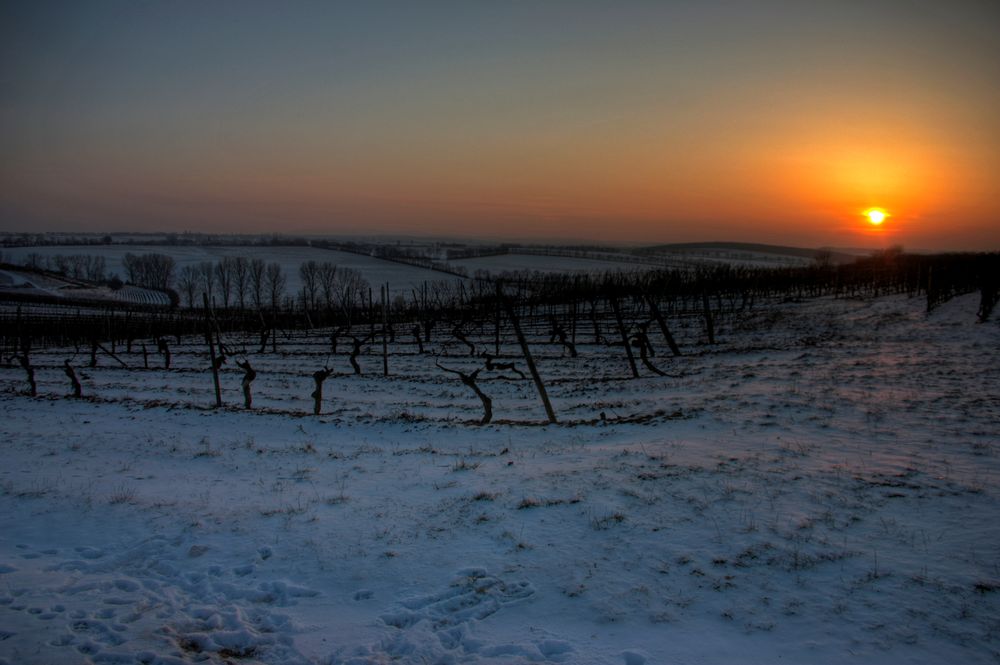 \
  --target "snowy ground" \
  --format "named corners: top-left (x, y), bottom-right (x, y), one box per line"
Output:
top-left (1, 294), bottom-right (998, 664)
top-left (2, 245), bottom-right (466, 298)
top-left (446, 254), bottom-right (656, 276)
top-left (0, 267), bottom-right (171, 307)
top-left (443, 249), bottom-right (808, 278)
